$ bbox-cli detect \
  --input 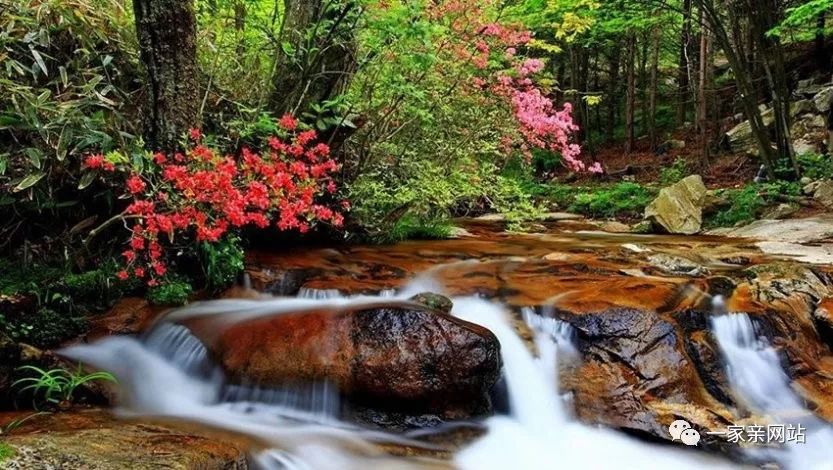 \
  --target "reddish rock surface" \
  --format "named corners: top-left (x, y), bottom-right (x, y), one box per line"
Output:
top-left (186, 301), bottom-right (501, 420)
